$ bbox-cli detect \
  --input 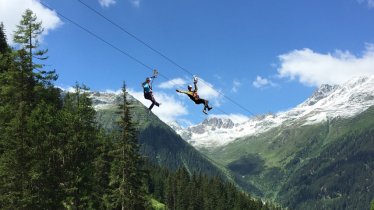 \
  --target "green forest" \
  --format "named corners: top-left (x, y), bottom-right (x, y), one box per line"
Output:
top-left (0, 9), bottom-right (284, 210)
